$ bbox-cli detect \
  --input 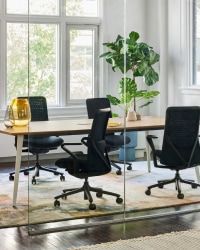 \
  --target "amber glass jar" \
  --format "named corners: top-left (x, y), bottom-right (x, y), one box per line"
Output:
top-left (10, 98), bottom-right (31, 126)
